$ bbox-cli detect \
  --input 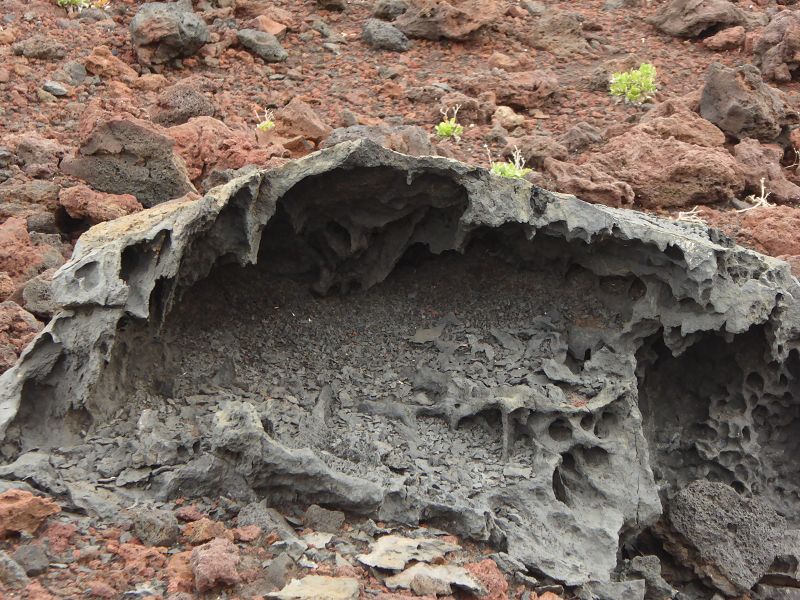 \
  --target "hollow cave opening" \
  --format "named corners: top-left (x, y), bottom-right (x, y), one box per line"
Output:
top-left (4, 163), bottom-right (800, 590)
